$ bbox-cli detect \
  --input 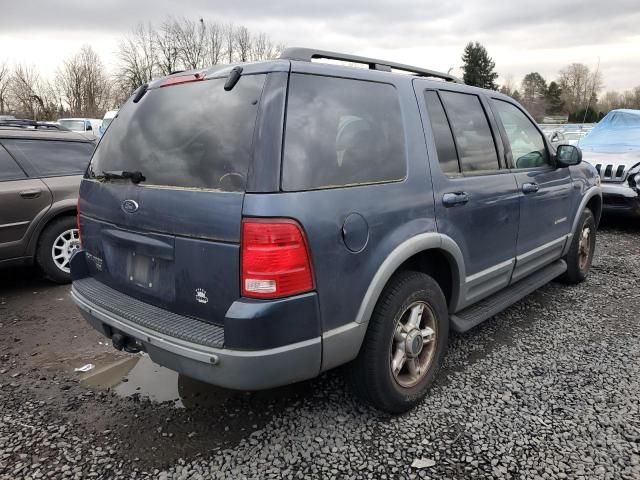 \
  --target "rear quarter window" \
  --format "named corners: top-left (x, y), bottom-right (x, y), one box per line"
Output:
top-left (282, 74), bottom-right (406, 191)
top-left (0, 144), bottom-right (26, 181)
top-left (2, 139), bottom-right (94, 177)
